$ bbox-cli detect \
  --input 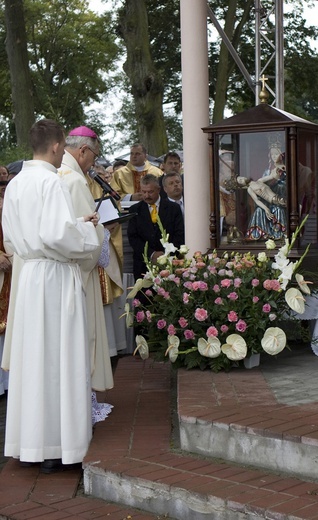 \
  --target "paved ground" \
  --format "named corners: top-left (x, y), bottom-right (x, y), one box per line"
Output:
top-left (0, 392), bottom-right (8, 472)
top-left (0, 343), bottom-right (318, 519)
